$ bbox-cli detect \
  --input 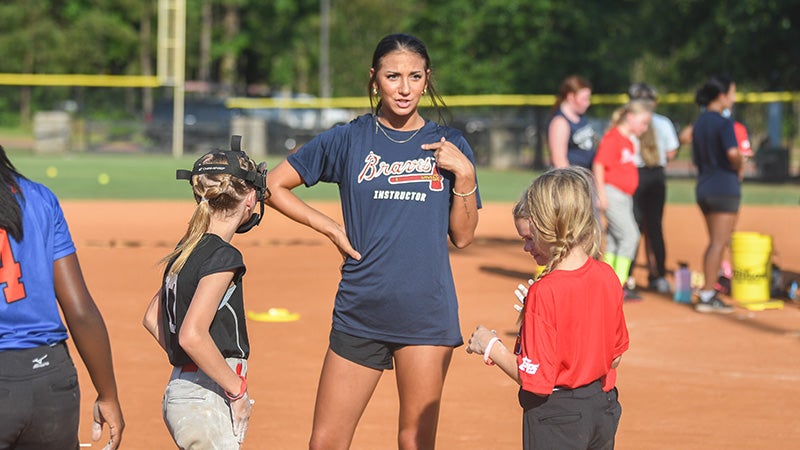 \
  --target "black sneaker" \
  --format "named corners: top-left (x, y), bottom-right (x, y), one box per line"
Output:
top-left (623, 287), bottom-right (642, 302)
top-left (694, 296), bottom-right (735, 314)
